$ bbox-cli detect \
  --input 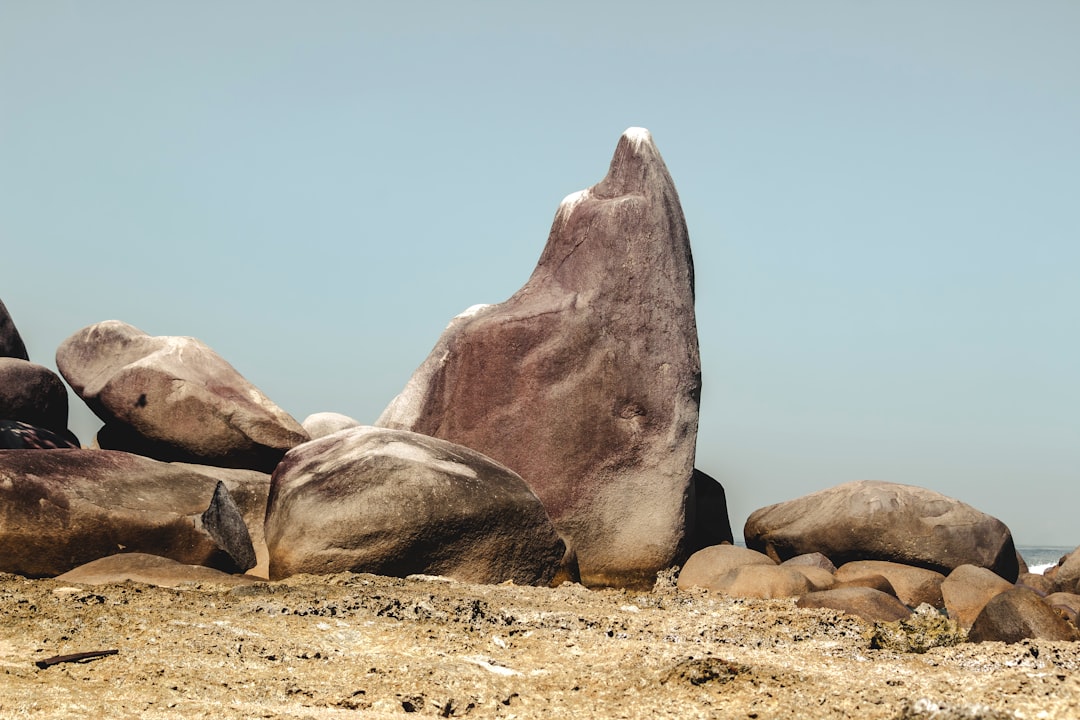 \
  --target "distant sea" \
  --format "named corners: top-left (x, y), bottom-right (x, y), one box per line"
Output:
top-left (1017, 545), bottom-right (1077, 575)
